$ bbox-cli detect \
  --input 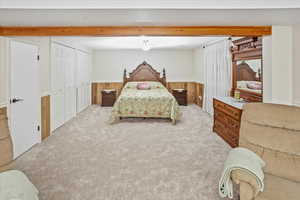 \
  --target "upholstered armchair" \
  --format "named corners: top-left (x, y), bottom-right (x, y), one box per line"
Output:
top-left (231, 103), bottom-right (300, 200)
